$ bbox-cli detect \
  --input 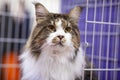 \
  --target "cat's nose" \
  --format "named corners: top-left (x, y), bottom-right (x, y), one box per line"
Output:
top-left (57, 35), bottom-right (64, 40)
